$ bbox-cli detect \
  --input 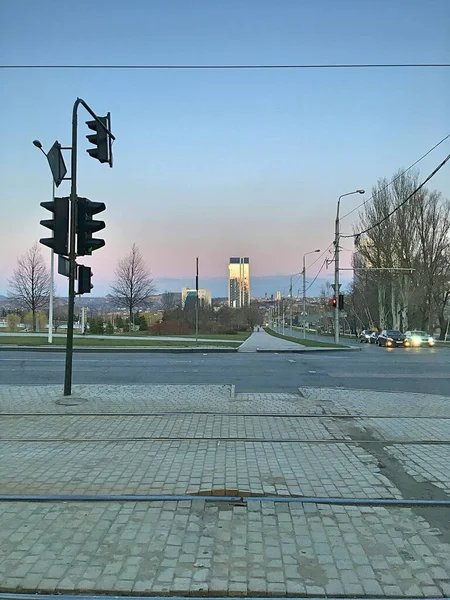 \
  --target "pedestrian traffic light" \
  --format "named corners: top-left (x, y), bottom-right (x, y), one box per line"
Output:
top-left (40, 197), bottom-right (69, 256)
top-left (78, 265), bottom-right (93, 295)
top-left (86, 113), bottom-right (112, 166)
top-left (338, 294), bottom-right (344, 310)
top-left (331, 297), bottom-right (337, 308)
top-left (76, 197), bottom-right (106, 256)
